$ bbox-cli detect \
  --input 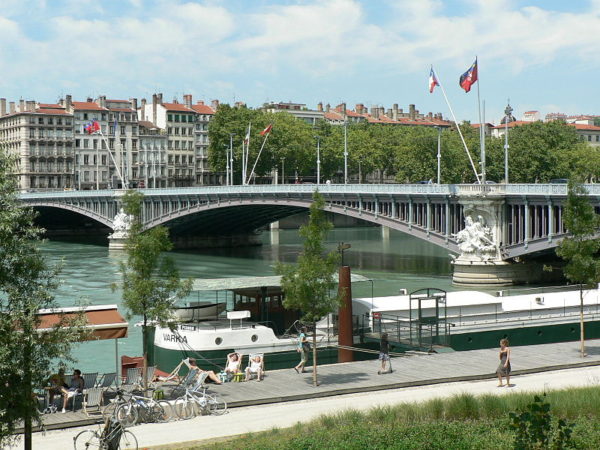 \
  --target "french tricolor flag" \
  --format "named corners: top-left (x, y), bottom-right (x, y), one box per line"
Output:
top-left (429, 67), bottom-right (439, 93)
